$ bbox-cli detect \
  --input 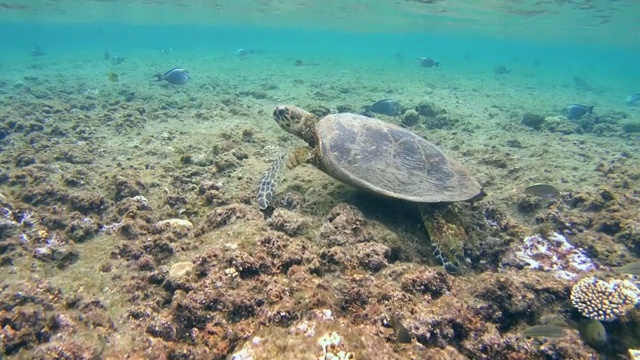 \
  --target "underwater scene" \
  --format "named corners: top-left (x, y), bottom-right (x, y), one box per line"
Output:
top-left (1, 0), bottom-right (640, 359)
